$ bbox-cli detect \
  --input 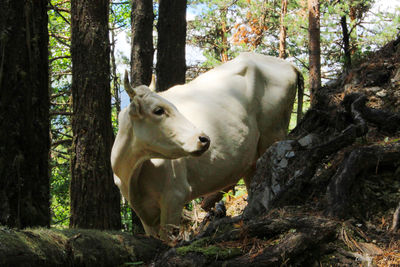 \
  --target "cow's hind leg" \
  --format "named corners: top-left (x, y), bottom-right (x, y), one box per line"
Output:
top-left (201, 184), bottom-right (235, 212)
top-left (243, 163), bottom-right (257, 191)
